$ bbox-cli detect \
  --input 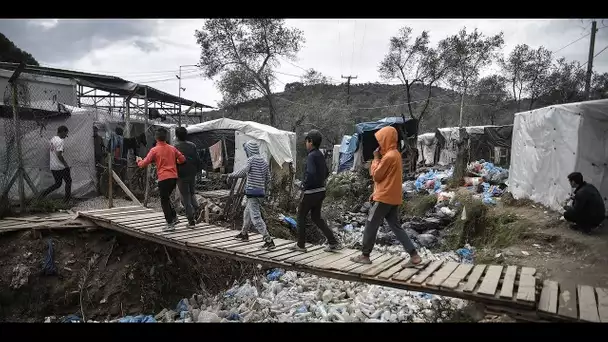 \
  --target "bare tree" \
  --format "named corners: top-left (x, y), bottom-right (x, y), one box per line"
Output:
top-left (542, 57), bottom-right (587, 105)
top-left (378, 27), bottom-right (450, 132)
top-left (440, 27), bottom-right (505, 126)
top-left (500, 44), bottom-right (530, 112)
top-left (590, 72), bottom-right (608, 100)
top-left (301, 68), bottom-right (329, 86)
top-left (195, 19), bottom-right (305, 127)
